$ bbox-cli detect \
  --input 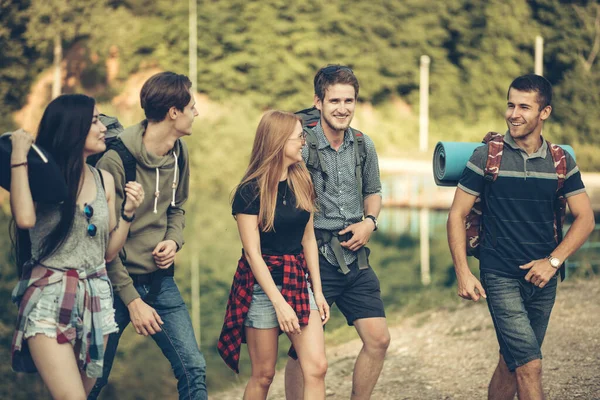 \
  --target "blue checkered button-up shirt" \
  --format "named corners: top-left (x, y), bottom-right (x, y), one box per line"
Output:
top-left (302, 121), bottom-right (382, 266)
